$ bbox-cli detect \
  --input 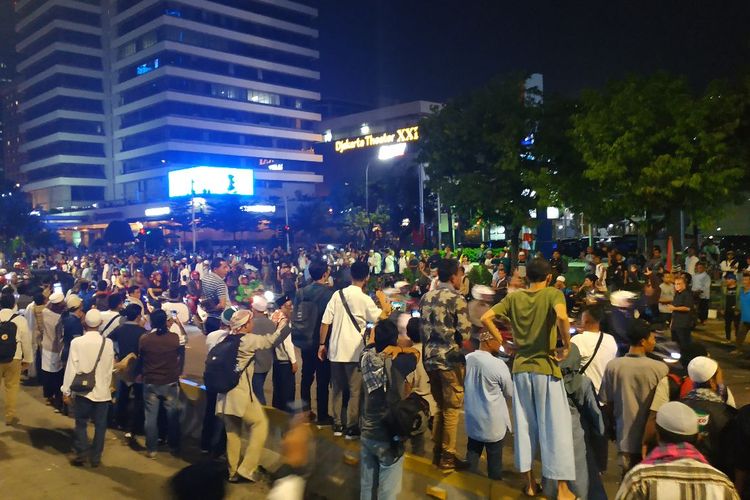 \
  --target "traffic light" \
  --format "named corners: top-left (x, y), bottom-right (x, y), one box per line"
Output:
top-left (283, 225), bottom-right (290, 233)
